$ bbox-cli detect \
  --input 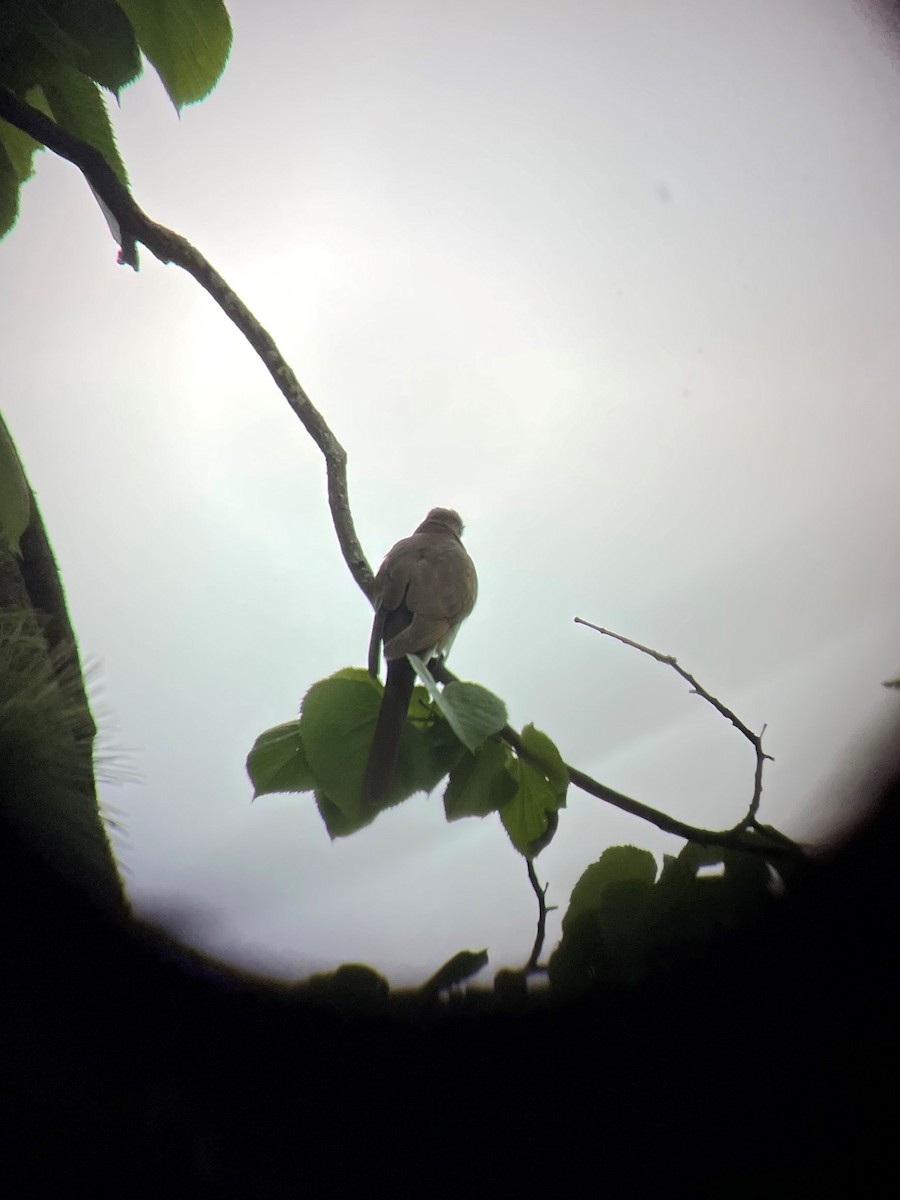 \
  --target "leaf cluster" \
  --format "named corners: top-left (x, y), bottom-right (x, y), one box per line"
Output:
top-left (246, 667), bottom-right (568, 857)
top-left (549, 842), bottom-right (778, 994)
top-left (0, 0), bottom-right (232, 237)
